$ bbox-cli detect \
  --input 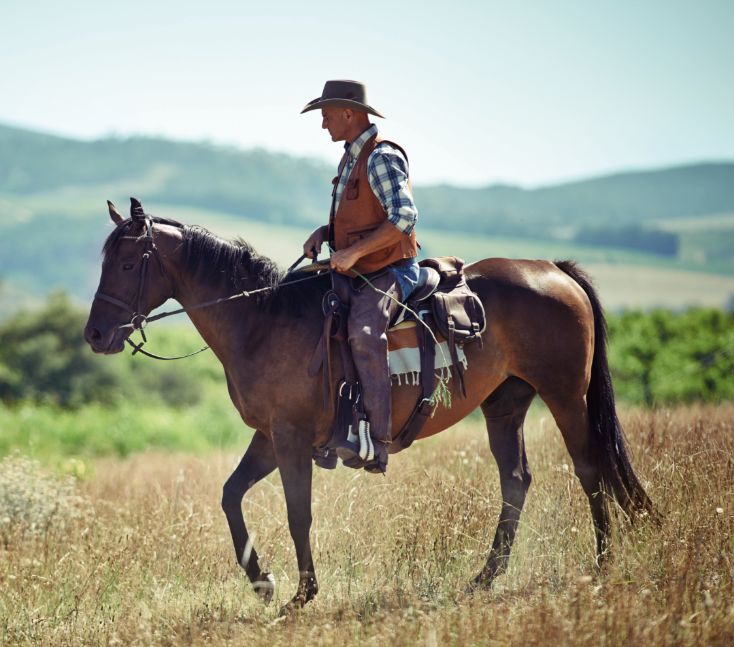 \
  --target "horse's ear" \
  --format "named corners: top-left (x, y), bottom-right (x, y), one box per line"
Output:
top-left (130, 197), bottom-right (145, 220)
top-left (107, 200), bottom-right (124, 225)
